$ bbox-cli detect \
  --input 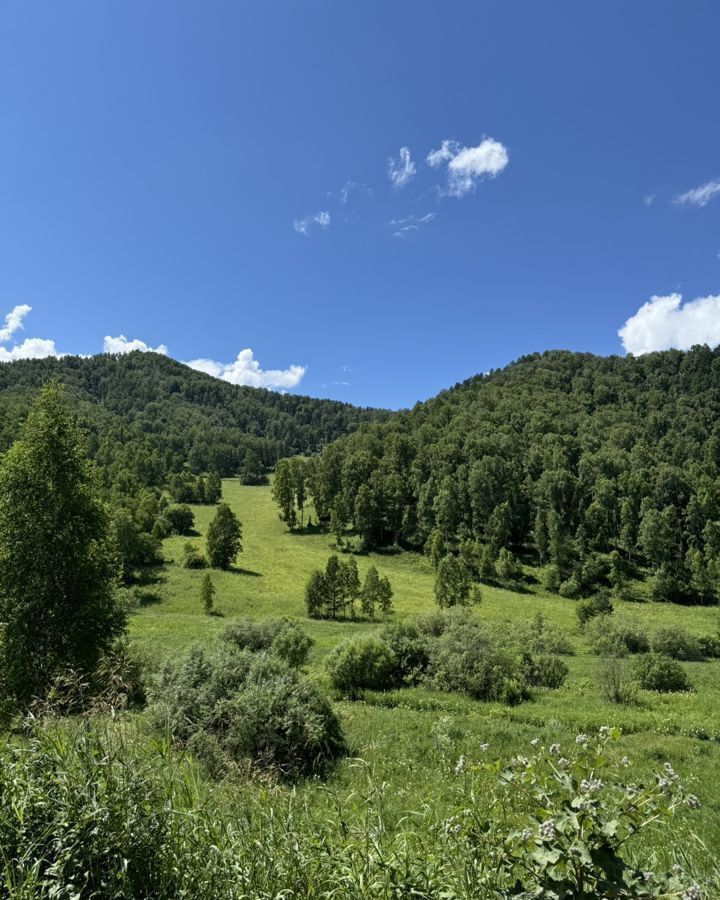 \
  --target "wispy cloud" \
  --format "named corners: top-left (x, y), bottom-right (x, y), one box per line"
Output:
top-left (334, 181), bottom-right (374, 205)
top-left (388, 211), bottom-right (436, 238)
top-left (186, 349), bottom-right (306, 389)
top-left (388, 147), bottom-right (416, 190)
top-left (293, 210), bottom-right (331, 236)
top-left (674, 179), bottom-right (720, 208)
top-left (643, 193), bottom-right (656, 207)
top-left (427, 137), bottom-right (509, 197)
top-left (104, 335), bottom-right (168, 355)
top-left (619, 292), bottom-right (720, 355)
